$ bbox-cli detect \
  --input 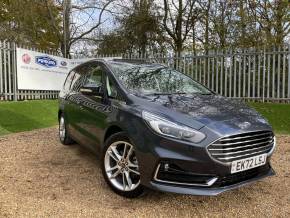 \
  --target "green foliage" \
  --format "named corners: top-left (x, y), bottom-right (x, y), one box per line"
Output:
top-left (98, 0), bottom-right (166, 56)
top-left (98, 0), bottom-right (289, 55)
top-left (0, 0), bottom-right (289, 60)
top-left (231, 0), bottom-right (290, 48)
top-left (0, 0), bottom-right (61, 50)
top-left (0, 100), bottom-right (58, 136)
top-left (97, 31), bottom-right (131, 55)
